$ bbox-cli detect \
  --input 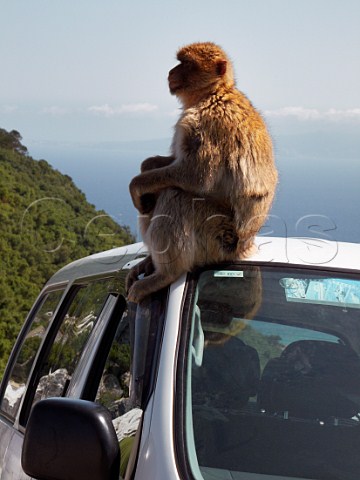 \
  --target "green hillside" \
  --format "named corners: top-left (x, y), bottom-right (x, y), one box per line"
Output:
top-left (0, 128), bottom-right (134, 376)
